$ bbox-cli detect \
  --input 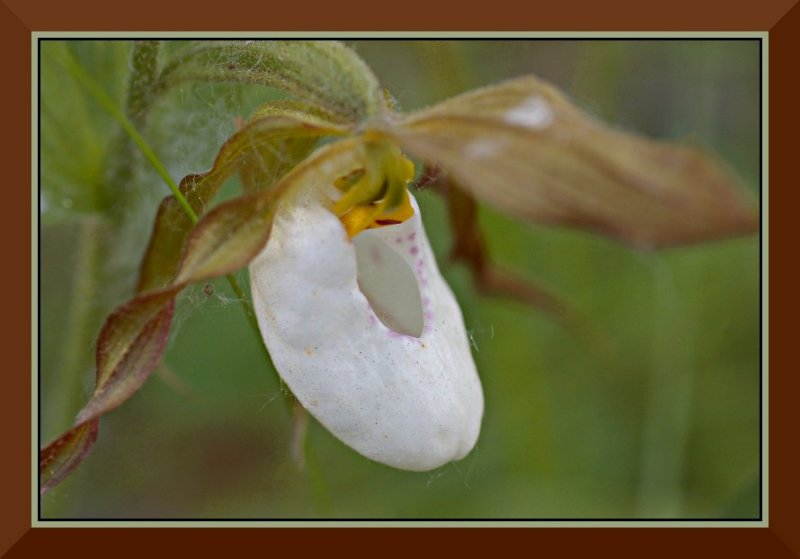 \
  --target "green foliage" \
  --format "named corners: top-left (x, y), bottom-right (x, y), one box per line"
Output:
top-left (158, 41), bottom-right (384, 122)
